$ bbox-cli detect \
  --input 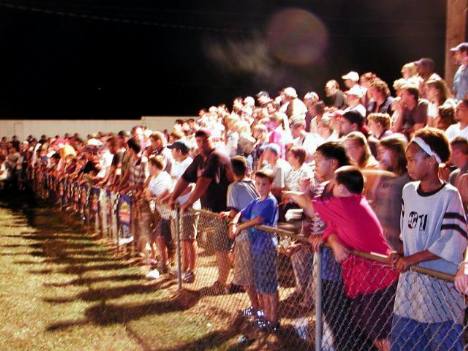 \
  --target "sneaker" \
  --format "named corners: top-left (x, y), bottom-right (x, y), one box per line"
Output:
top-left (255, 316), bottom-right (269, 331)
top-left (242, 306), bottom-right (257, 318)
top-left (267, 321), bottom-right (281, 334)
top-left (119, 236), bottom-right (134, 245)
top-left (255, 309), bottom-right (265, 319)
top-left (146, 269), bottom-right (161, 280)
top-left (182, 271), bottom-right (195, 283)
top-left (256, 318), bottom-right (280, 334)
